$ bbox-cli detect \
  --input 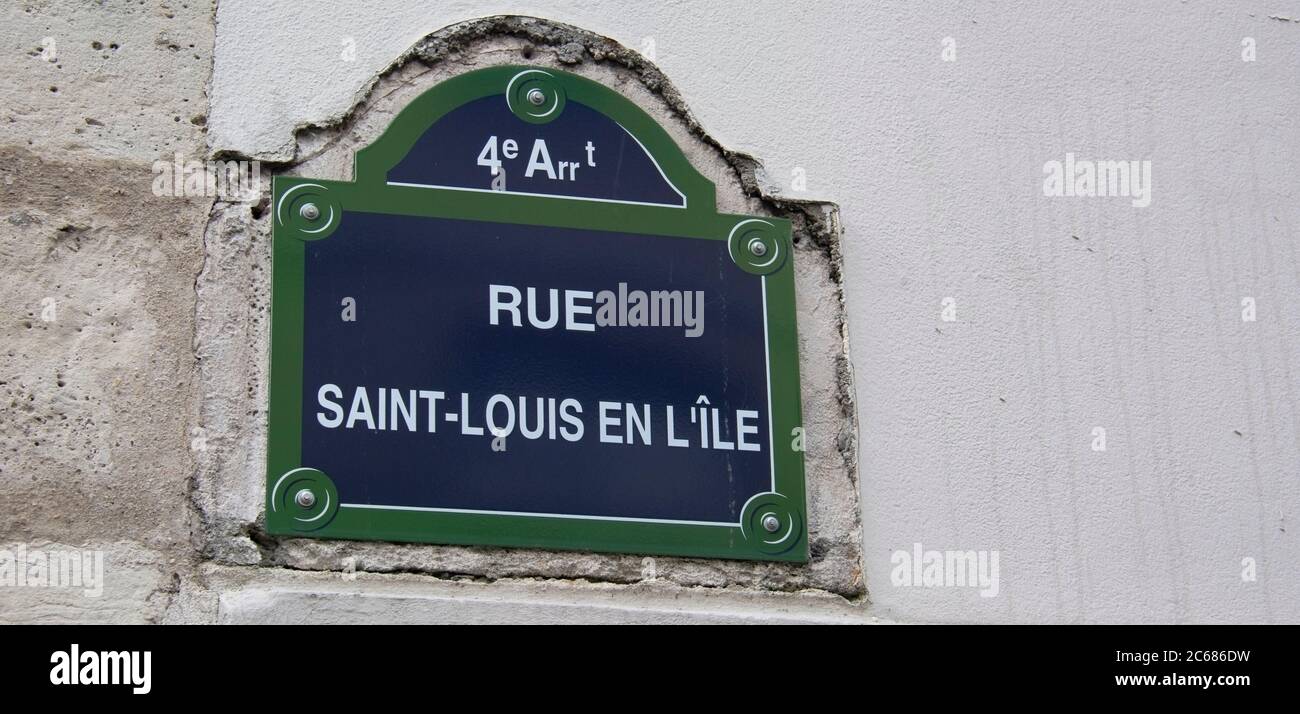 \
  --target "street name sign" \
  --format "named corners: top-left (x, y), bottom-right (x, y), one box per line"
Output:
top-left (267, 66), bottom-right (807, 561)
